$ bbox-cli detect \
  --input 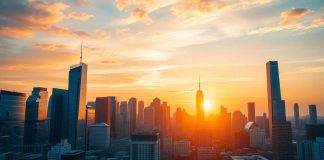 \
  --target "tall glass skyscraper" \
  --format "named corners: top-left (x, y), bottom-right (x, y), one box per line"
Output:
top-left (247, 102), bottom-right (255, 122)
top-left (128, 97), bottom-right (137, 134)
top-left (23, 87), bottom-right (48, 152)
top-left (294, 103), bottom-right (300, 129)
top-left (49, 88), bottom-right (69, 145)
top-left (68, 63), bottom-right (87, 149)
top-left (266, 61), bottom-right (293, 160)
top-left (309, 104), bottom-right (317, 124)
